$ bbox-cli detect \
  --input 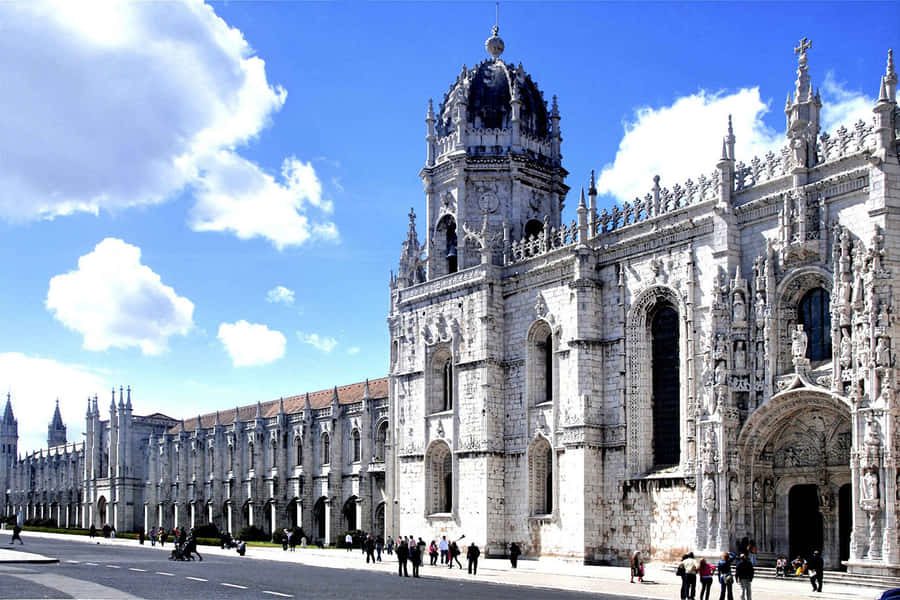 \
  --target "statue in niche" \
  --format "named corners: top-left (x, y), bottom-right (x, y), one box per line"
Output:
top-left (702, 474), bottom-right (716, 511)
top-left (728, 477), bottom-right (740, 510)
top-left (754, 291), bottom-right (767, 323)
top-left (701, 431), bottom-right (717, 466)
top-left (733, 292), bottom-right (746, 322)
top-left (878, 304), bottom-right (890, 329)
top-left (715, 387), bottom-right (727, 411)
top-left (756, 342), bottom-right (766, 372)
top-left (753, 478), bottom-right (762, 502)
top-left (840, 333), bottom-right (853, 369)
top-left (714, 335), bottom-right (727, 360)
top-left (734, 341), bottom-right (747, 370)
top-left (865, 414), bottom-right (882, 449)
top-left (861, 468), bottom-right (879, 504)
top-left (876, 377), bottom-right (893, 409)
top-left (701, 351), bottom-right (714, 387)
top-left (876, 337), bottom-right (891, 368)
top-left (792, 325), bottom-right (808, 360)
top-left (715, 362), bottom-right (727, 386)
top-left (764, 478), bottom-right (775, 503)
